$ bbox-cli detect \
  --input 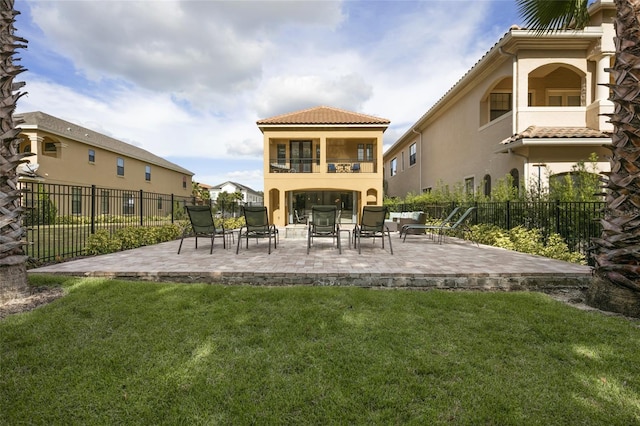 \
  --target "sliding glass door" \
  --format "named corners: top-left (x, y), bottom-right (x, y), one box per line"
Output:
top-left (290, 140), bottom-right (312, 173)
